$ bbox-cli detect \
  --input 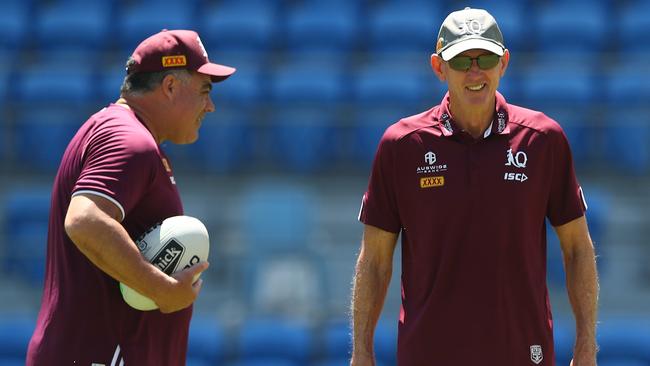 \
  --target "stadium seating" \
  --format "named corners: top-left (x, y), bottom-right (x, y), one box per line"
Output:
top-left (0, 1), bottom-right (30, 50)
top-left (33, 1), bottom-right (111, 50)
top-left (270, 59), bottom-right (348, 105)
top-left (519, 61), bottom-right (597, 109)
top-left (535, 2), bottom-right (609, 53)
top-left (366, 1), bottom-right (441, 53)
top-left (199, 1), bottom-right (278, 53)
top-left (602, 110), bottom-right (650, 175)
top-left (1, 189), bottom-right (51, 285)
top-left (617, 1), bottom-right (650, 53)
top-left (0, 314), bottom-right (35, 362)
top-left (605, 60), bottom-right (650, 107)
top-left (12, 107), bottom-right (82, 171)
top-left (268, 107), bottom-right (339, 173)
top-left (187, 316), bottom-right (226, 364)
top-left (116, 1), bottom-right (193, 51)
top-left (236, 318), bottom-right (313, 364)
top-left (597, 317), bottom-right (650, 363)
top-left (284, 2), bottom-right (360, 54)
top-left (179, 109), bottom-right (251, 173)
top-left (15, 64), bottom-right (94, 105)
